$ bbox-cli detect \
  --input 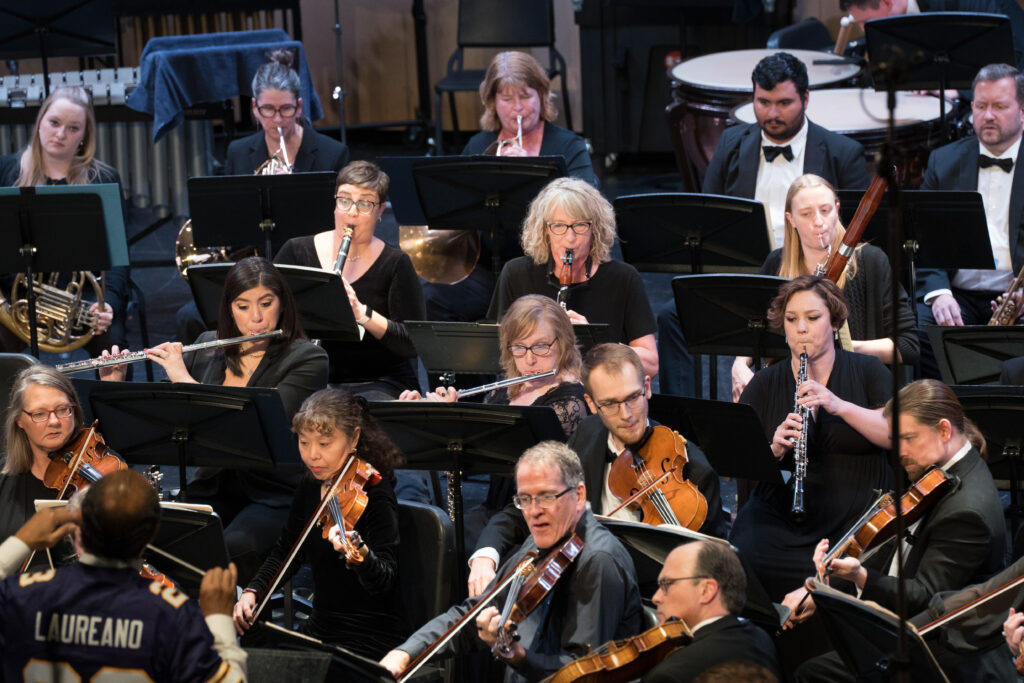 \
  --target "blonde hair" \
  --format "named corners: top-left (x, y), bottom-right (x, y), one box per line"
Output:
top-left (498, 295), bottom-right (582, 398)
top-left (17, 86), bottom-right (113, 187)
top-left (3, 366), bottom-right (83, 475)
top-left (521, 177), bottom-right (615, 265)
top-left (479, 51), bottom-right (557, 131)
top-left (778, 174), bottom-right (859, 288)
